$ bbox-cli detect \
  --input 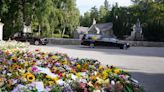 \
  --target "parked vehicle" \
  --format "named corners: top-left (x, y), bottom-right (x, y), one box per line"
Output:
top-left (10, 32), bottom-right (48, 45)
top-left (81, 34), bottom-right (130, 49)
